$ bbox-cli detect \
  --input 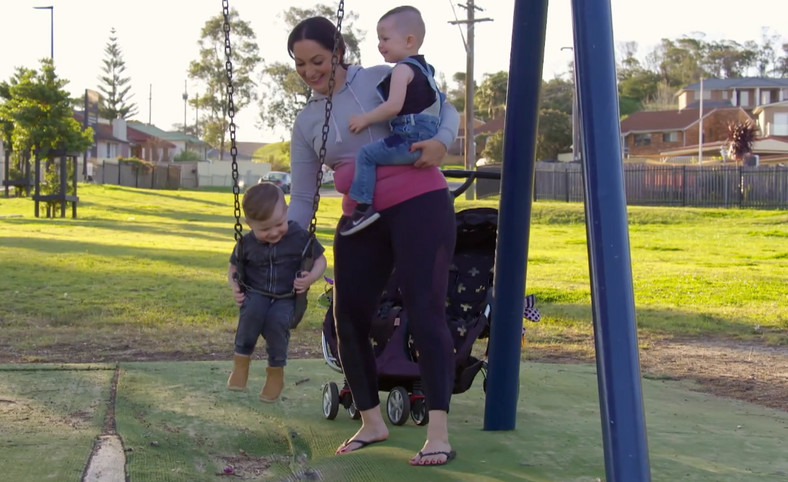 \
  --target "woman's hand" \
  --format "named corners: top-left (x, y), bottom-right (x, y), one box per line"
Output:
top-left (411, 139), bottom-right (448, 168)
